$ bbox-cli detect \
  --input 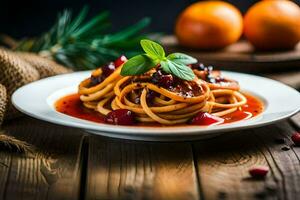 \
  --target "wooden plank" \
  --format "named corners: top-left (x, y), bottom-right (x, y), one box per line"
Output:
top-left (162, 36), bottom-right (300, 89)
top-left (86, 136), bottom-right (199, 200)
top-left (257, 122), bottom-right (300, 200)
top-left (162, 35), bottom-right (300, 62)
top-left (0, 117), bottom-right (85, 200)
top-left (266, 71), bottom-right (300, 89)
top-left (194, 121), bottom-right (300, 200)
top-left (162, 35), bottom-right (300, 73)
